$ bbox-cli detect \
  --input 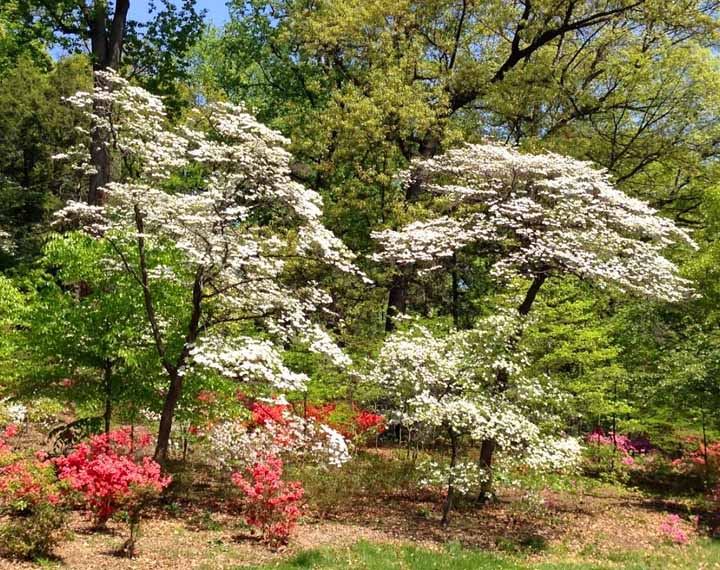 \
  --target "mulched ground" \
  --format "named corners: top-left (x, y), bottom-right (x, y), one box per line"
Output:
top-left (0, 483), bottom-right (698, 569)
